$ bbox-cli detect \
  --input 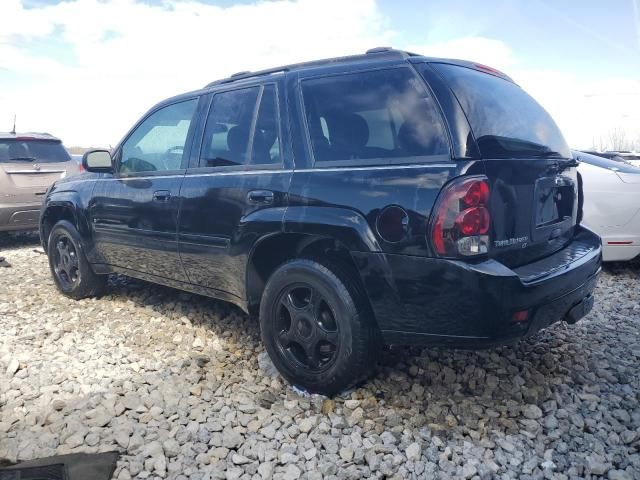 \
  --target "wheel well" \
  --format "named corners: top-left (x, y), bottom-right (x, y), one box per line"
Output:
top-left (41, 206), bottom-right (76, 250)
top-left (246, 234), bottom-right (371, 317)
